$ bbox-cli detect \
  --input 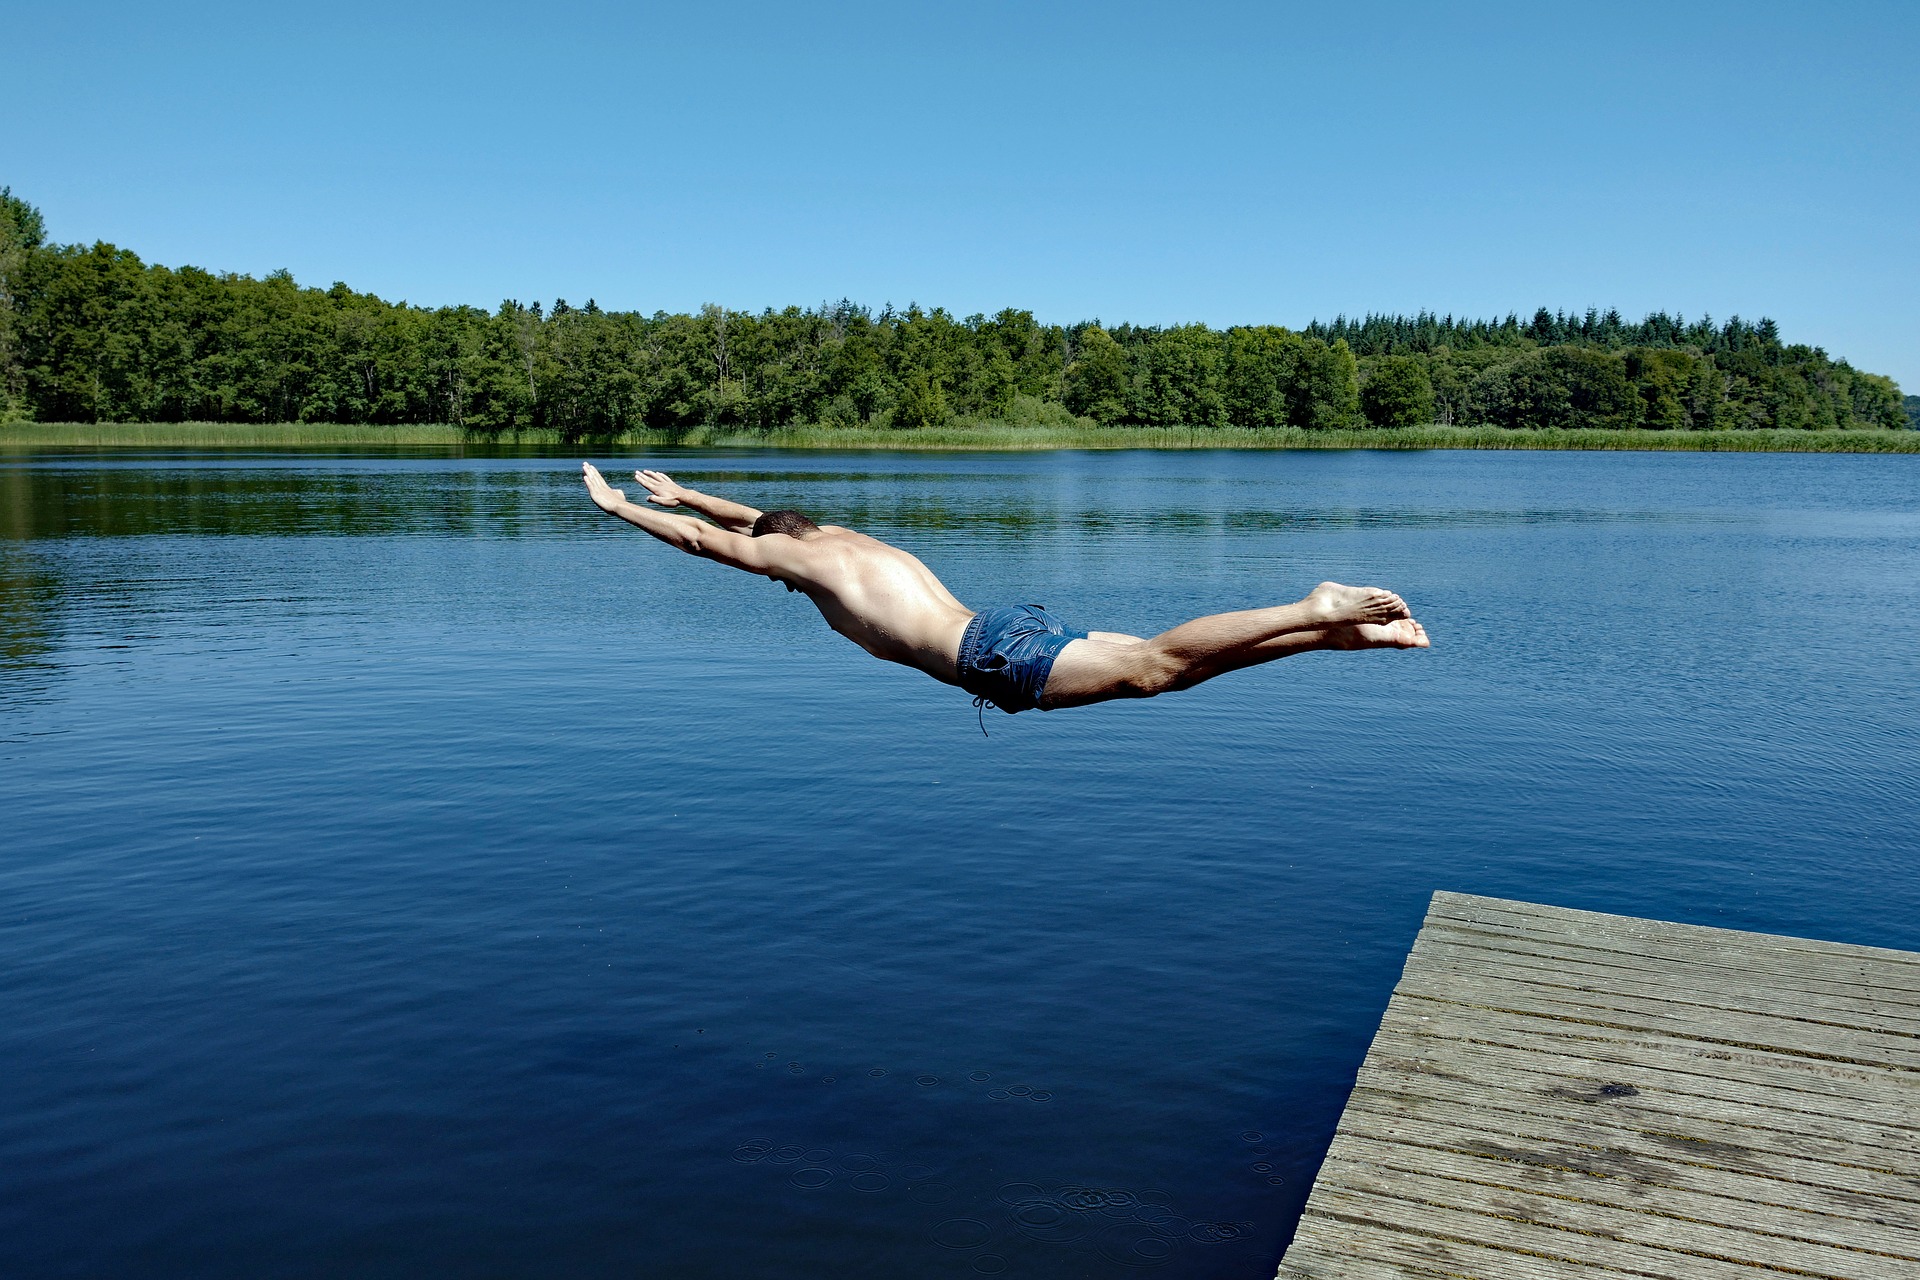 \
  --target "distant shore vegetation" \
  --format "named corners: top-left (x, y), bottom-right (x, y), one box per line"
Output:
top-left (10, 423), bottom-right (1919, 455)
top-left (1, 188), bottom-right (1910, 442)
